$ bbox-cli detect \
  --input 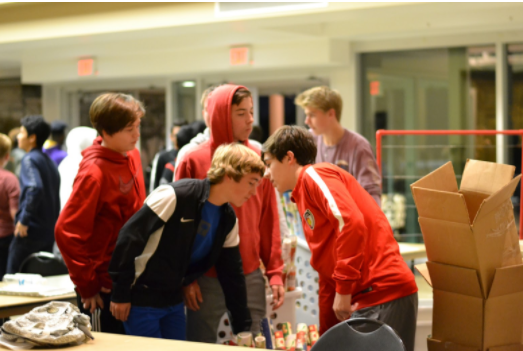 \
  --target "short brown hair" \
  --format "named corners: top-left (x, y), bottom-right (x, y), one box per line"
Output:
top-left (295, 86), bottom-right (342, 122)
top-left (232, 88), bottom-right (251, 106)
top-left (207, 143), bottom-right (265, 184)
top-left (0, 133), bottom-right (12, 159)
top-left (90, 93), bottom-right (145, 136)
top-left (262, 125), bottom-right (316, 166)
